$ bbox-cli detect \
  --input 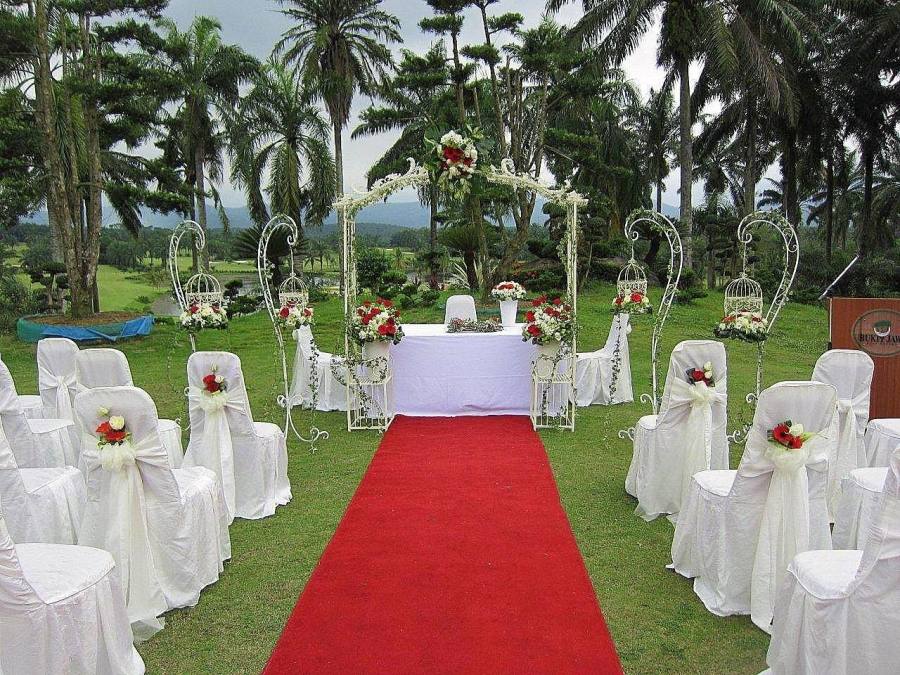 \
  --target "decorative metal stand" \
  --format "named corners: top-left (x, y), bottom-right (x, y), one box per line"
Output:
top-left (617, 210), bottom-right (683, 441)
top-left (725, 211), bottom-right (800, 444)
top-left (167, 220), bottom-right (206, 352)
top-left (334, 157), bottom-right (586, 432)
top-left (257, 214), bottom-right (328, 450)
top-left (531, 345), bottom-right (576, 430)
top-left (345, 350), bottom-right (394, 432)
